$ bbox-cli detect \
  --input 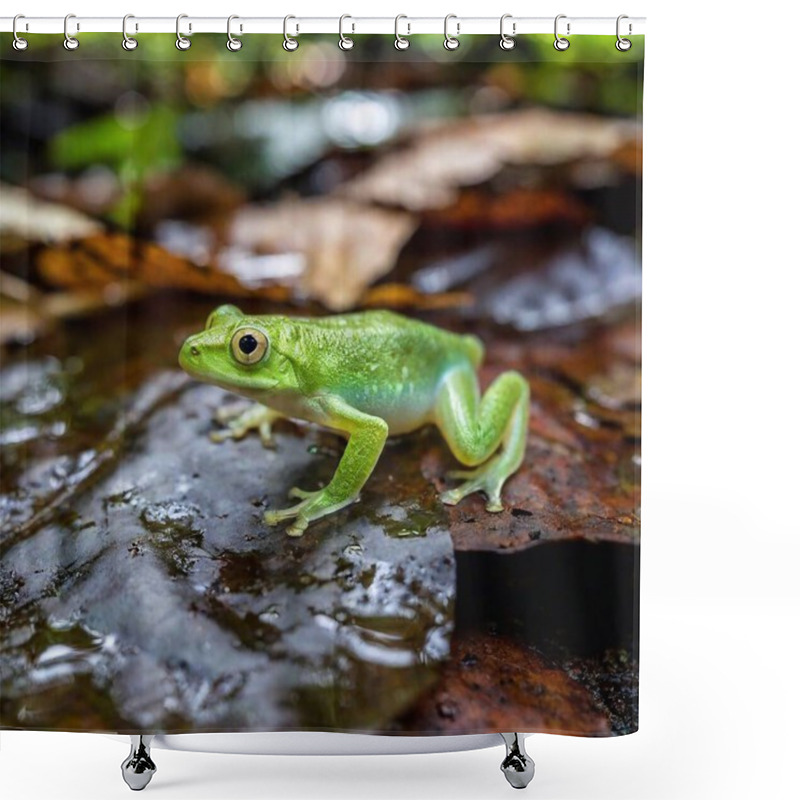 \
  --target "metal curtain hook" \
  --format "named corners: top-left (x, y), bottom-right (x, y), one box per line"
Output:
top-left (443, 14), bottom-right (460, 51)
top-left (616, 14), bottom-right (632, 51)
top-left (176, 14), bottom-right (191, 50)
top-left (63, 13), bottom-right (79, 51)
top-left (122, 14), bottom-right (138, 51)
top-left (499, 14), bottom-right (516, 50)
top-left (283, 15), bottom-right (299, 51)
top-left (394, 15), bottom-right (410, 50)
top-left (12, 14), bottom-right (28, 51)
top-left (339, 14), bottom-right (354, 50)
top-left (227, 15), bottom-right (243, 51)
top-left (554, 14), bottom-right (570, 51)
